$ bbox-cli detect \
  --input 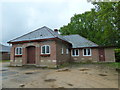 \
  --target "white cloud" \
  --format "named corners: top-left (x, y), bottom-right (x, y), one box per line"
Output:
top-left (1, 0), bottom-right (94, 45)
